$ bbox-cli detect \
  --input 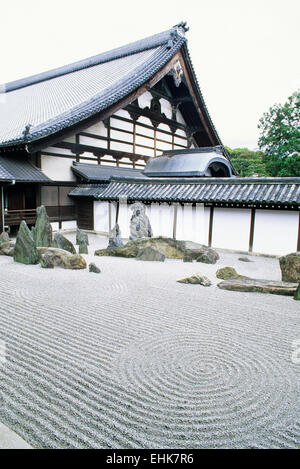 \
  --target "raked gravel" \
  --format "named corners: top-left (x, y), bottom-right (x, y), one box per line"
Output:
top-left (0, 233), bottom-right (299, 449)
